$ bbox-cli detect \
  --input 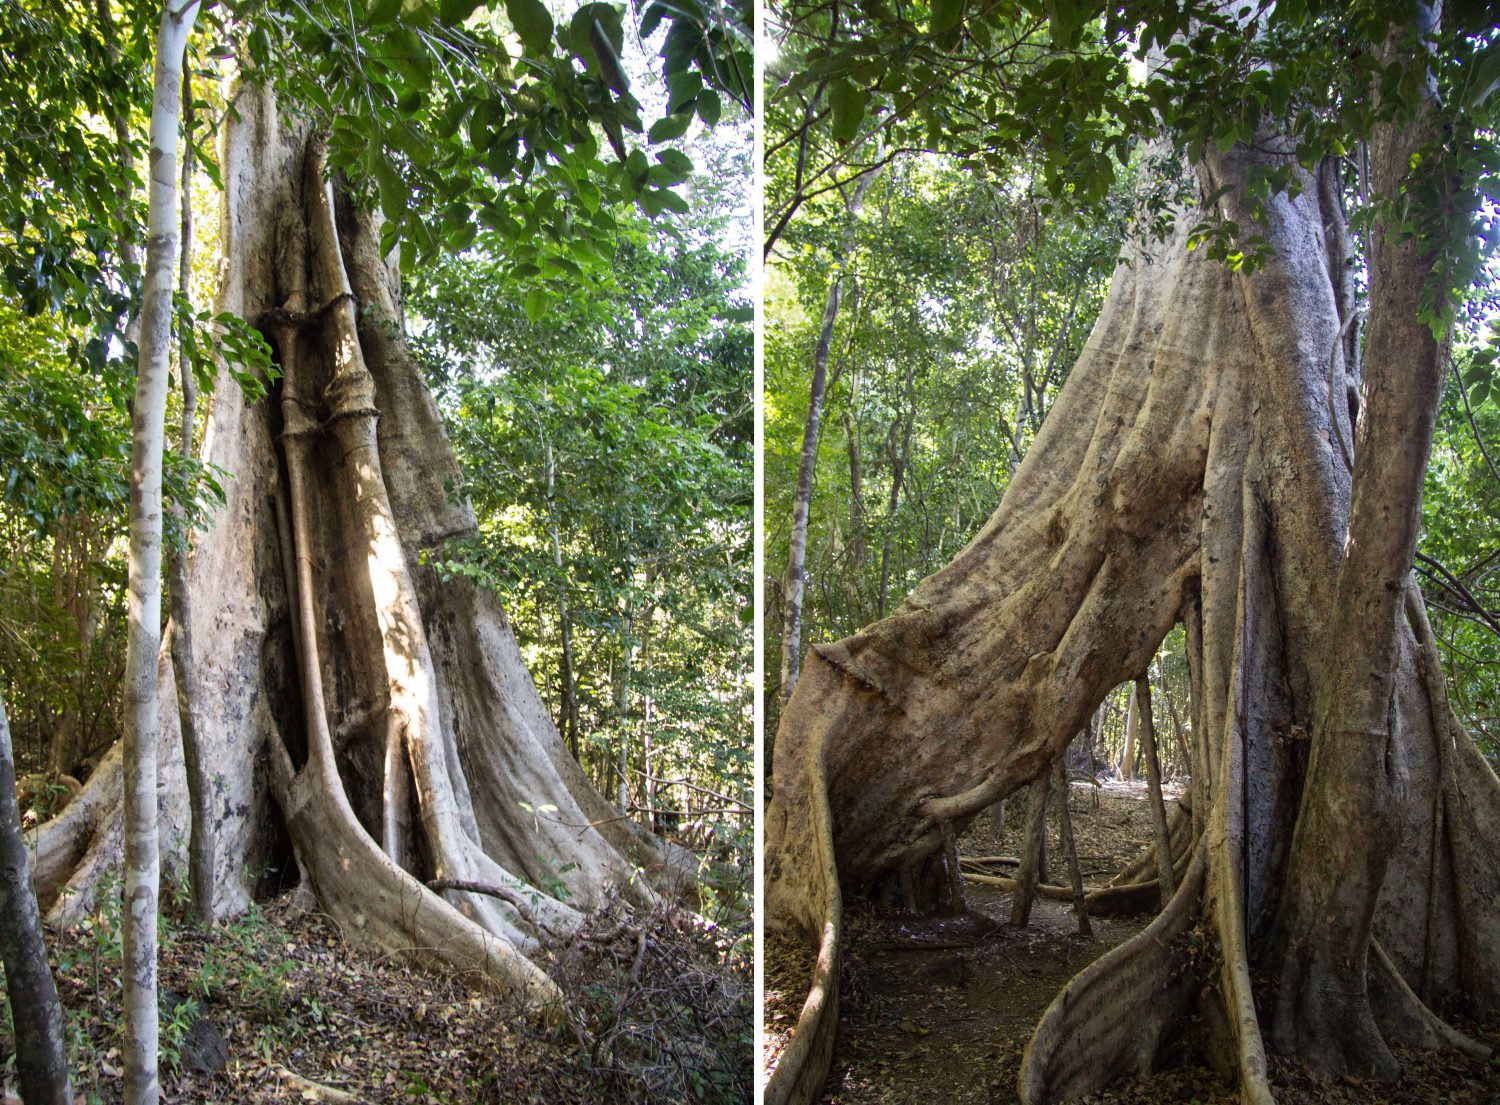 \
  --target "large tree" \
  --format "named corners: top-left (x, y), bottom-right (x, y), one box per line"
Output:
top-left (765, 3), bottom-right (1500, 1103)
top-left (20, 0), bottom-right (751, 1027)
